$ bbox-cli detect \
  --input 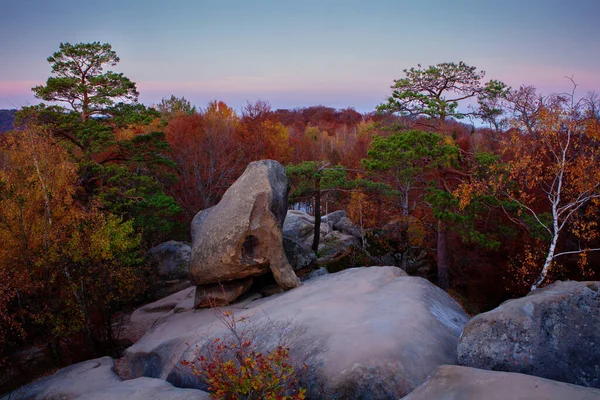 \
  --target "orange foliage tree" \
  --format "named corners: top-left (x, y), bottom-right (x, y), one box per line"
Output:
top-left (459, 86), bottom-right (600, 290)
top-left (165, 101), bottom-right (244, 219)
top-left (0, 126), bottom-right (145, 364)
